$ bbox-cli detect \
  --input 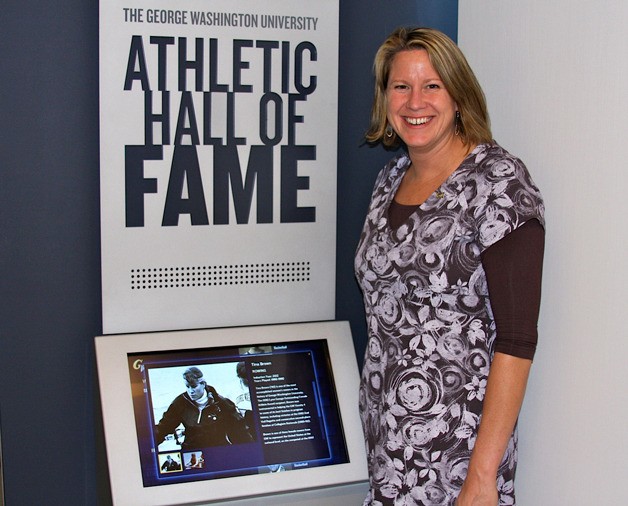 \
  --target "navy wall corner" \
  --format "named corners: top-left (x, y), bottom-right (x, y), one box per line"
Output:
top-left (0, 0), bottom-right (458, 503)
top-left (335, 0), bottom-right (459, 365)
